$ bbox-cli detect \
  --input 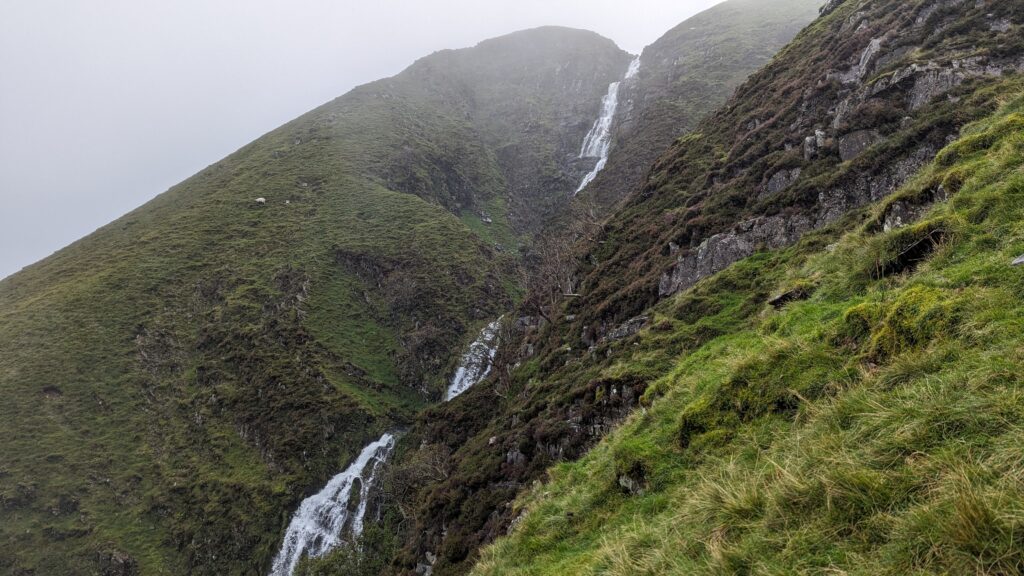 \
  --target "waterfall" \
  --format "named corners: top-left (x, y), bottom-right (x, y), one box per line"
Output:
top-left (270, 318), bottom-right (503, 574)
top-left (445, 317), bottom-right (503, 400)
top-left (269, 433), bottom-right (396, 576)
top-left (575, 55), bottom-right (641, 194)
